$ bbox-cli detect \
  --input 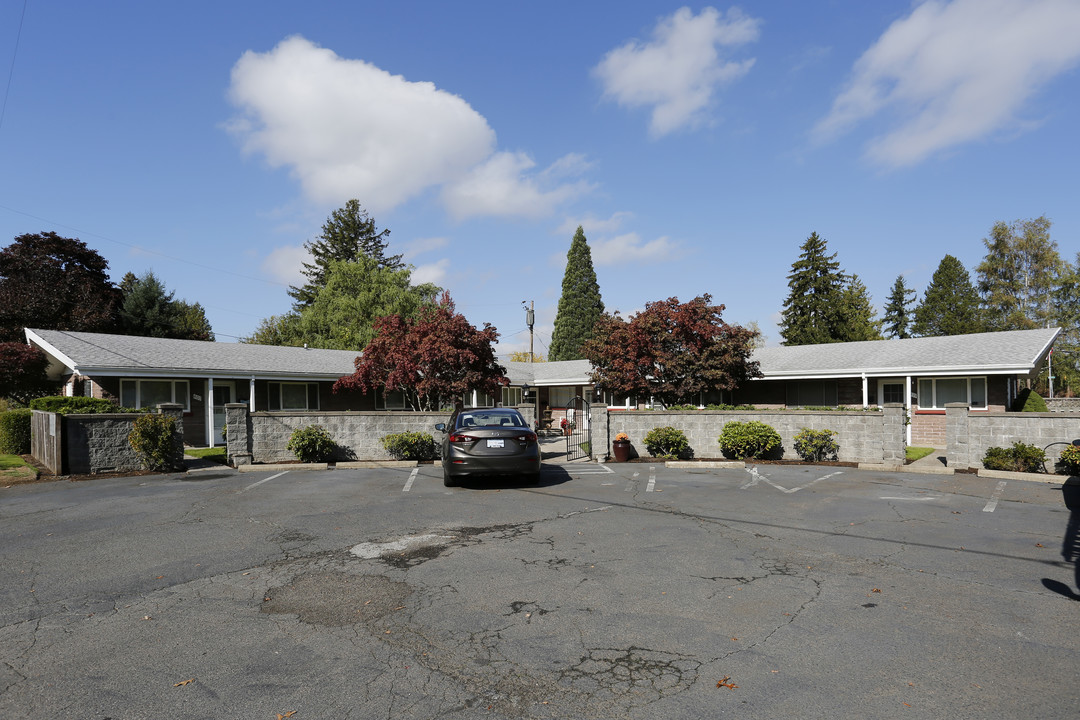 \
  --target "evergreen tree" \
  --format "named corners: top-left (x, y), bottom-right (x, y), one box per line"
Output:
top-left (548, 226), bottom-right (605, 361)
top-left (1048, 252), bottom-right (1080, 395)
top-left (835, 274), bottom-right (883, 342)
top-left (119, 270), bottom-right (214, 341)
top-left (882, 274), bottom-right (916, 339)
top-left (778, 232), bottom-right (847, 345)
top-left (976, 216), bottom-right (1063, 331)
top-left (912, 255), bottom-right (985, 337)
top-left (289, 199), bottom-right (402, 309)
